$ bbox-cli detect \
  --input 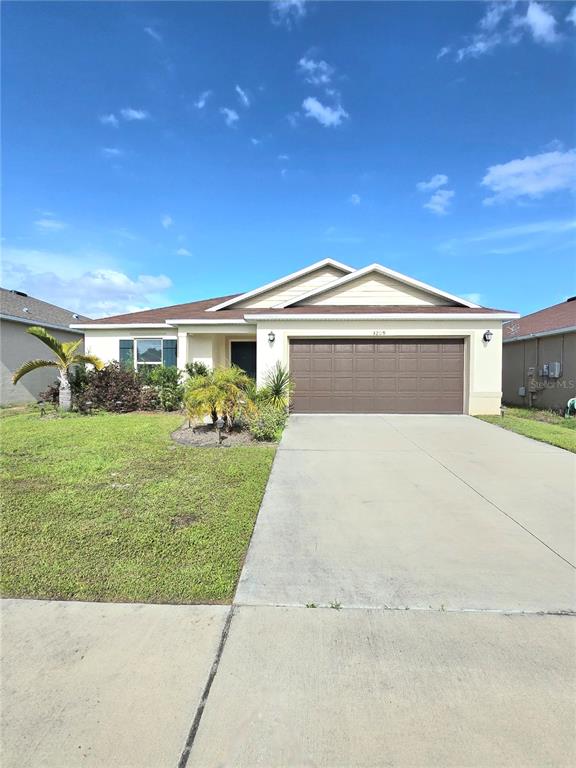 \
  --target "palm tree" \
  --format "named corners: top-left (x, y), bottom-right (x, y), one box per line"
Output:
top-left (185, 365), bottom-right (255, 429)
top-left (12, 326), bottom-right (104, 412)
